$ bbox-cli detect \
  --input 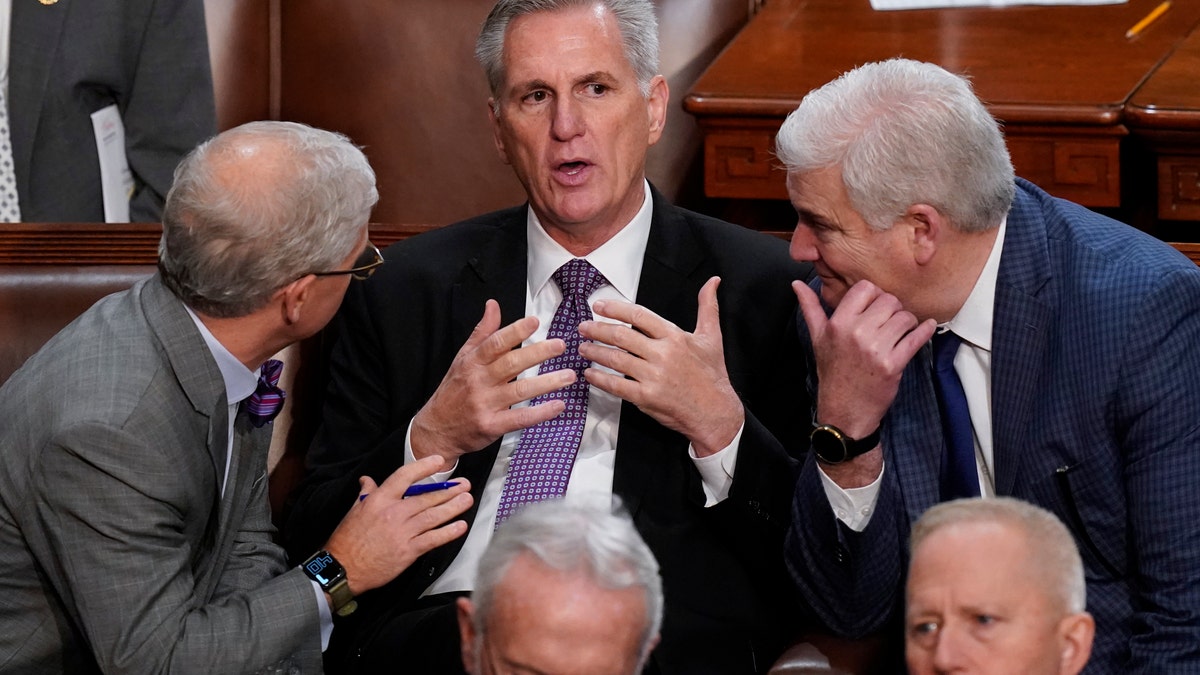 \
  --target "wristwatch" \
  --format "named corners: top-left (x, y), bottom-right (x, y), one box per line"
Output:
top-left (302, 550), bottom-right (358, 617)
top-left (810, 423), bottom-right (881, 465)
